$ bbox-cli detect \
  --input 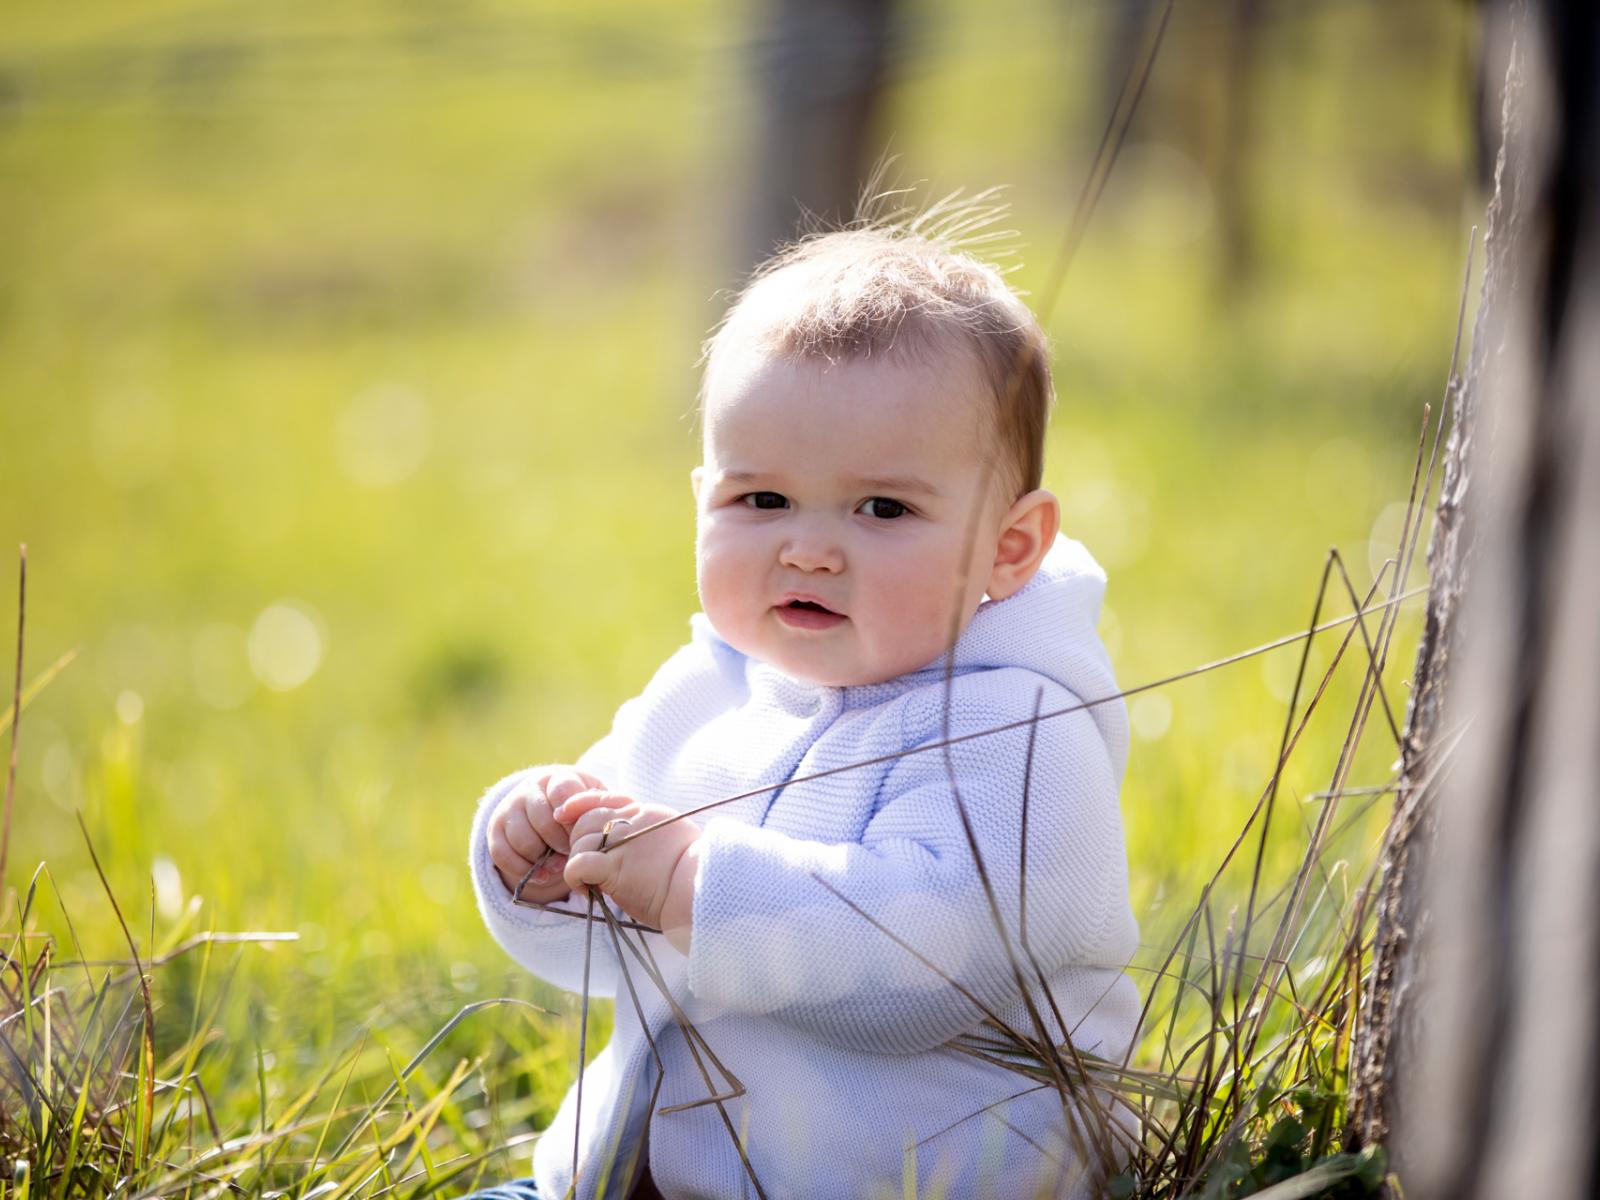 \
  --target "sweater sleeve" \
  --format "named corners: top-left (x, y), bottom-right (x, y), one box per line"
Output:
top-left (684, 674), bottom-right (1136, 1054)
